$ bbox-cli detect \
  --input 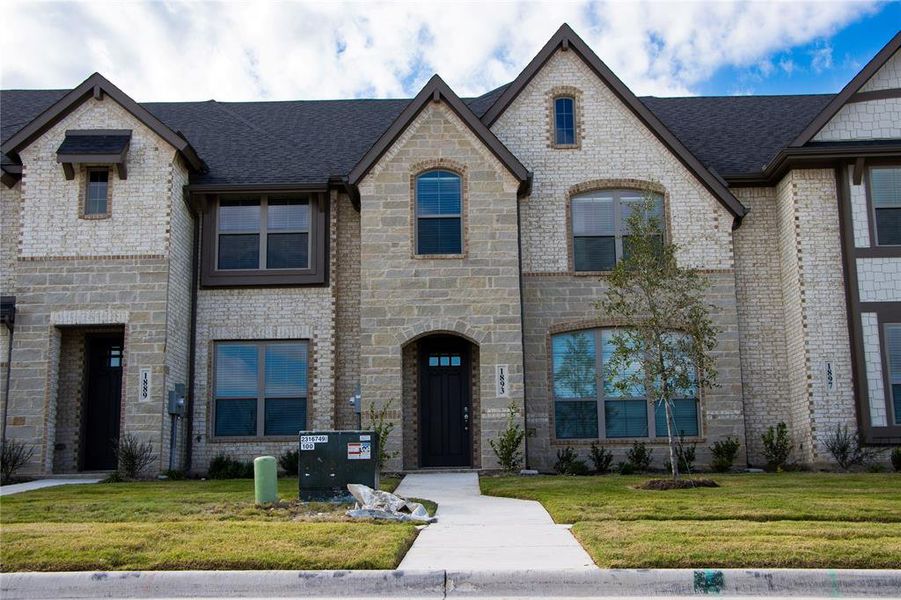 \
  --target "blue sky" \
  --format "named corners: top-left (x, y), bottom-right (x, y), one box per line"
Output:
top-left (1, 1), bottom-right (898, 101)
